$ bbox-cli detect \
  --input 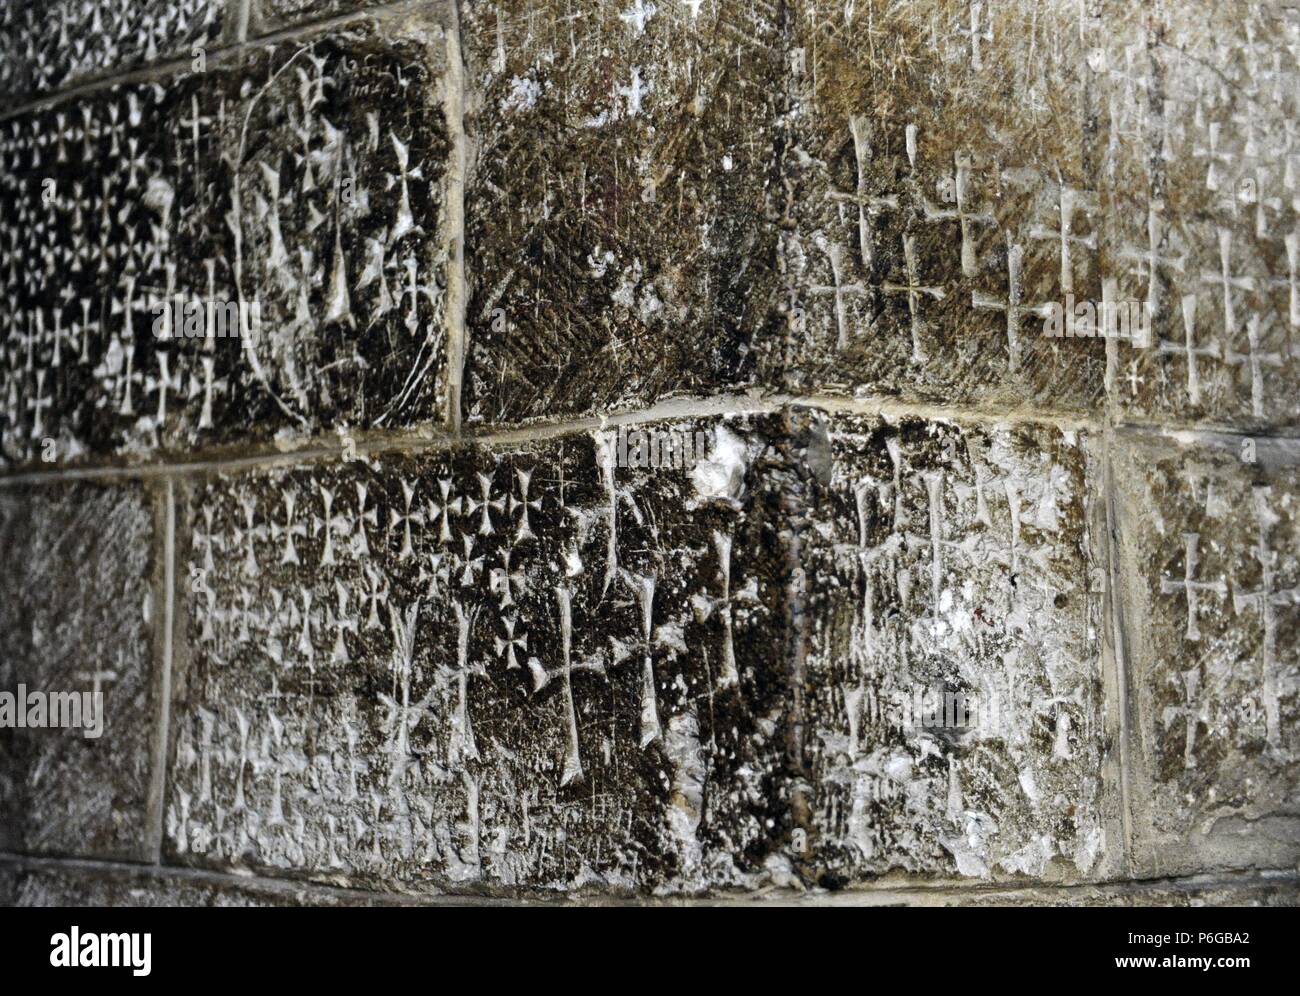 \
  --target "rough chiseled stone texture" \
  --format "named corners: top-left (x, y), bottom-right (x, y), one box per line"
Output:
top-left (460, 0), bottom-right (785, 425)
top-left (794, 410), bottom-right (1119, 885)
top-left (783, 0), bottom-right (1103, 410)
top-left (781, 1), bottom-right (1299, 426)
top-left (0, 13), bottom-right (451, 469)
top-left (1112, 430), bottom-right (1300, 877)
top-left (166, 417), bottom-right (795, 893)
top-left (0, 0), bottom-right (224, 103)
top-left (1101, 3), bottom-right (1300, 432)
top-left (219, 16), bottom-right (453, 439)
top-left (7, 863), bottom-right (392, 906)
top-left (0, 481), bottom-right (161, 860)
top-left (2, 0), bottom-right (1299, 910)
